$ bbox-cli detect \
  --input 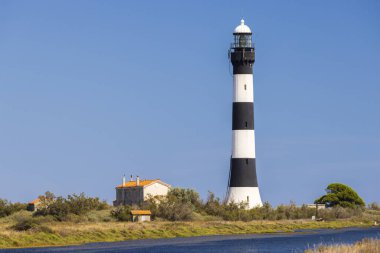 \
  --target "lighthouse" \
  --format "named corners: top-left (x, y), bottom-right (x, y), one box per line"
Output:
top-left (226, 19), bottom-right (263, 208)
